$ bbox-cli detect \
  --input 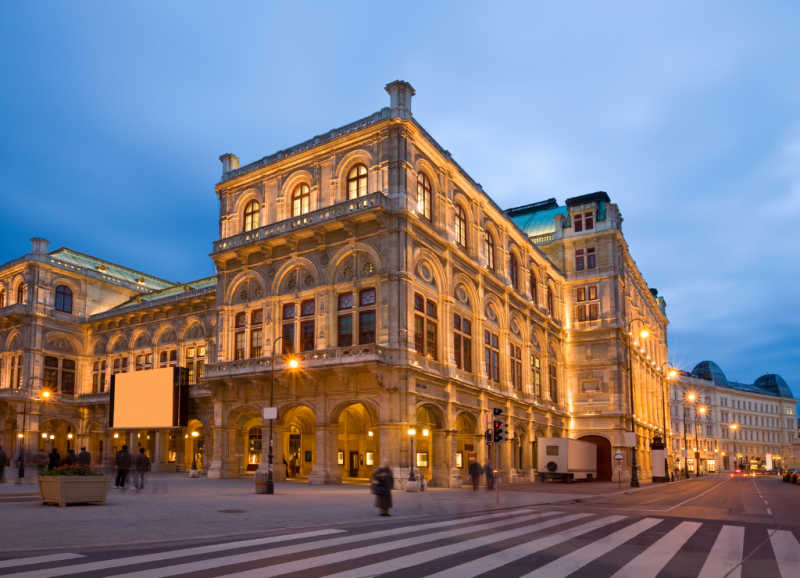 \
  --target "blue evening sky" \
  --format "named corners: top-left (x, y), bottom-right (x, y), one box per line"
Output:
top-left (1, 2), bottom-right (798, 396)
